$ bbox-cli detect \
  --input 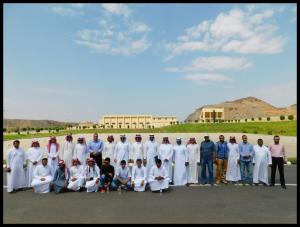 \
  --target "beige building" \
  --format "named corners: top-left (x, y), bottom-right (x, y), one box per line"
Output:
top-left (99, 115), bottom-right (178, 129)
top-left (200, 108), bottom-right (225, 122)
top-left (78, 121), bottom-right (95, 128)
